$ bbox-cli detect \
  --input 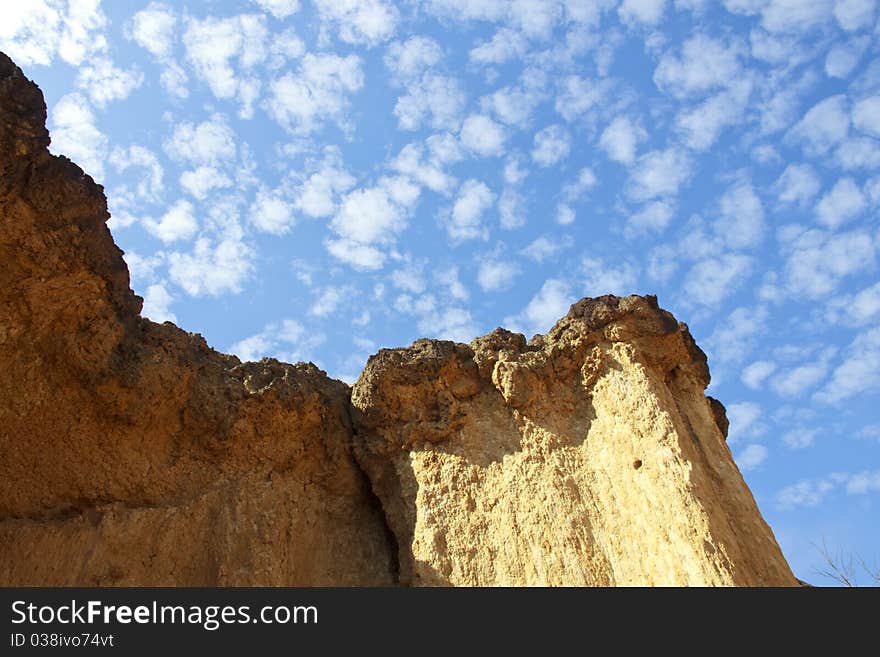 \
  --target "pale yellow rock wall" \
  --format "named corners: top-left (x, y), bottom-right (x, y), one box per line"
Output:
top-left (352, 299), bottom-right (797, 586)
